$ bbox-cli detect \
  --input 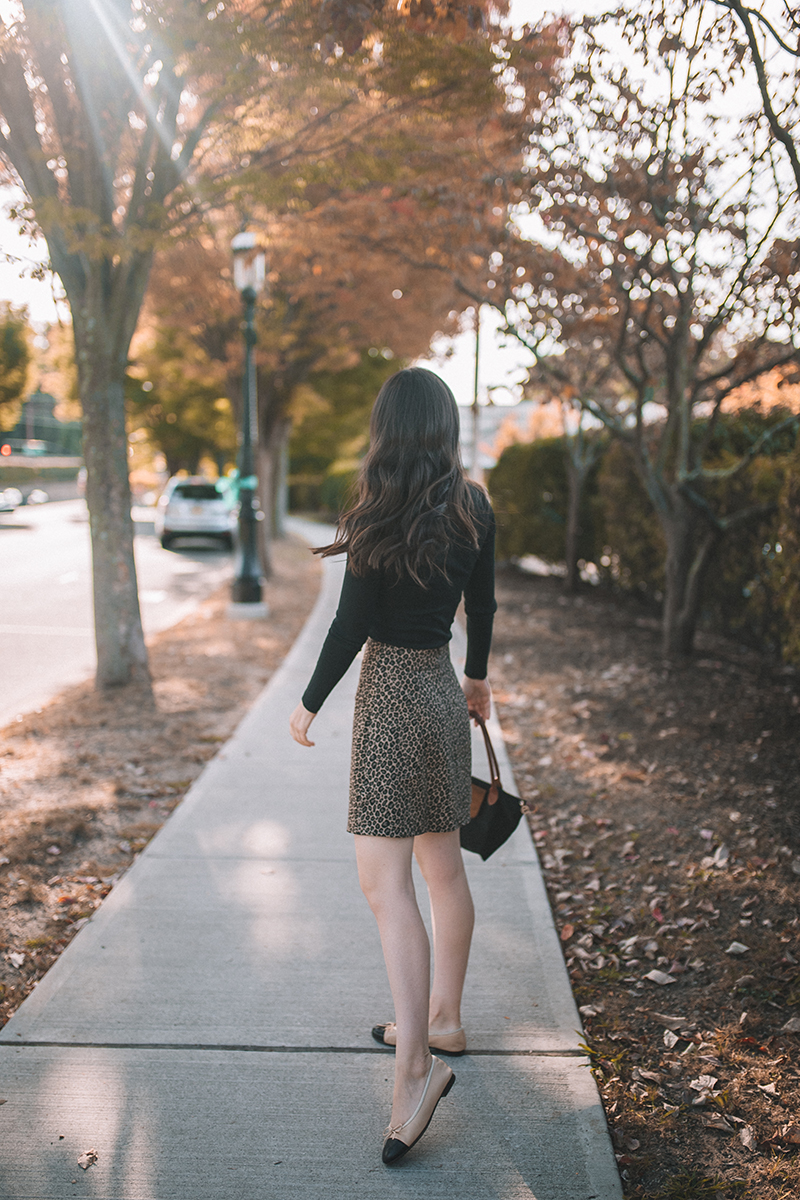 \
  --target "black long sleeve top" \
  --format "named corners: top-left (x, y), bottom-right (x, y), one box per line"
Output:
top-left (302, 495), bottom-right (497, 714)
